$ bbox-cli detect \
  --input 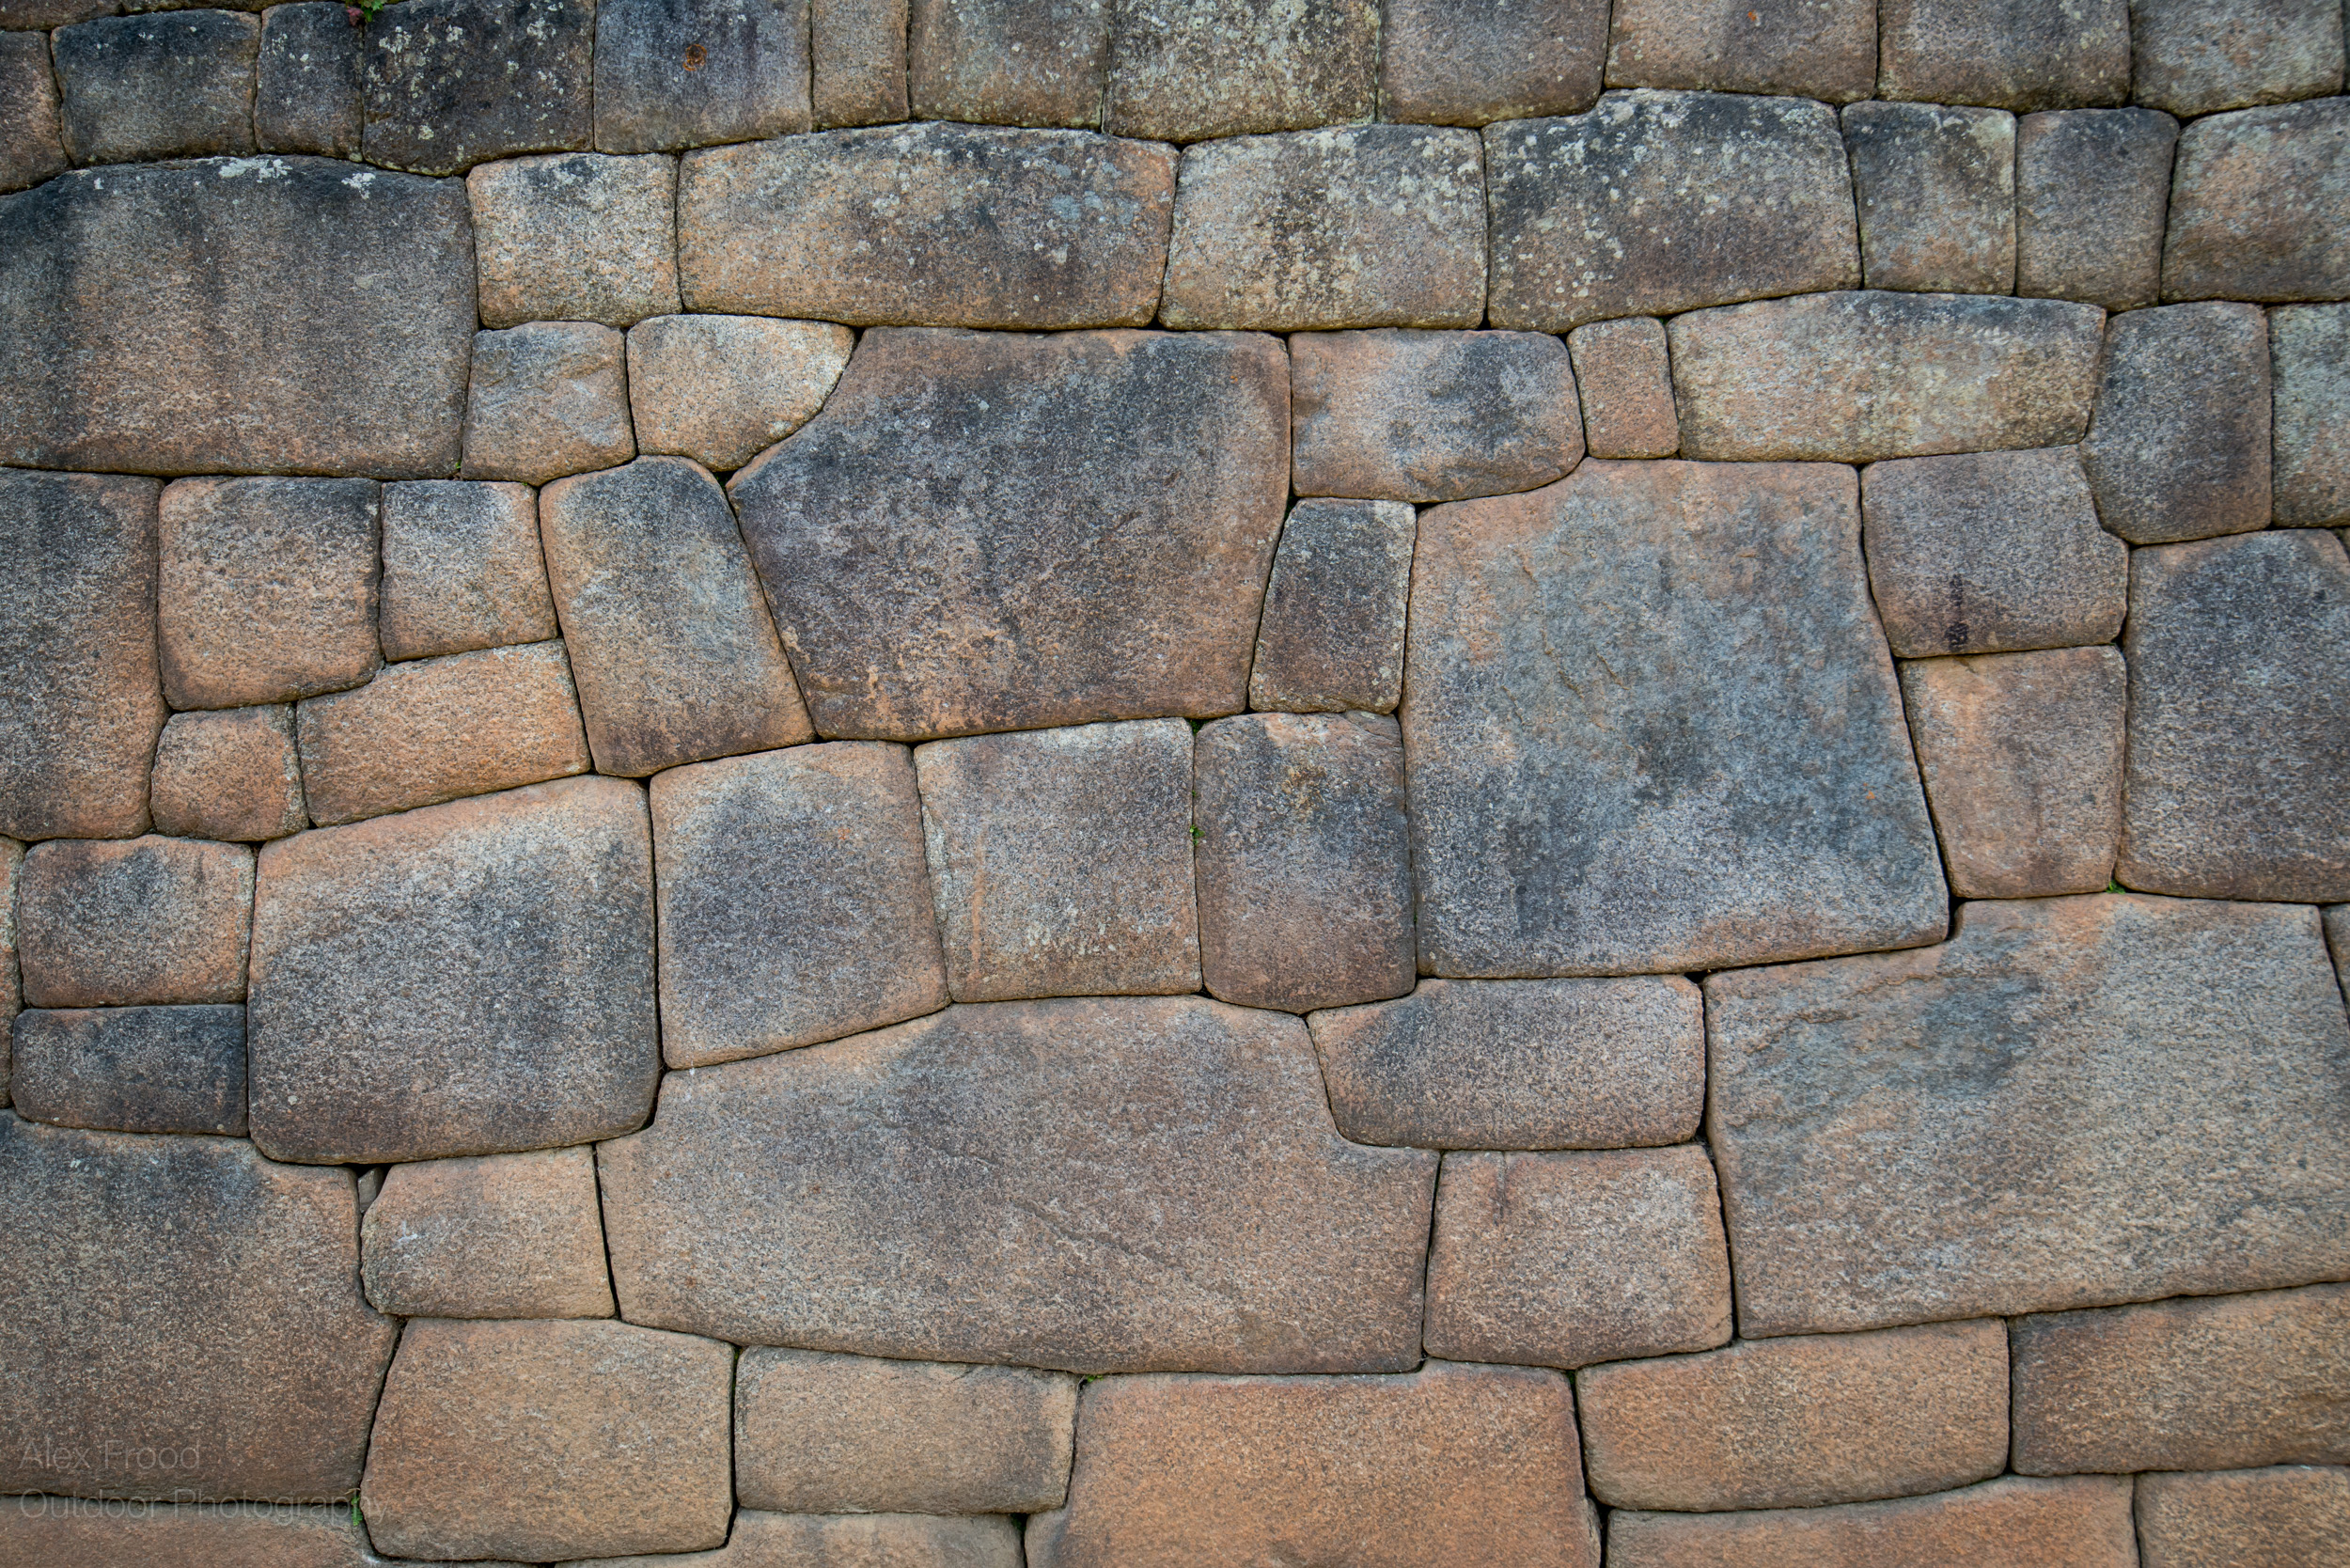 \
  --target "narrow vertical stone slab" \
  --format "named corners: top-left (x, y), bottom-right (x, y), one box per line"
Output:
top-left (1843, 102), bottom-right (2016, 294)
top-left (1246, 498), bottom-right (1415, 715)
top-left (2130, 0), bottom-right (2346, 119)
top-left (811, 0), bottom-right (908, 126)
top-left (256, 2), bottom-right (362, 158)
top-left (379, 480), bottom-right (556, 662)
top-left (597, 996), bottom-right (1439, 1372)
top-left (1102, 0), bottom-right (1378, 143)
top-left (0, 30), bottom-right (69, 193)
top-left (462, 322), bottom-right (636, 485)
top-left (2136, 1466), bottom-right (2350, 1568)
top-left (17, 836), bottom-right (253, 1008)
top-left (360, 1147), bottom-right (616, 1319)
top-left (1605, 0), bottom-right (1876, 102)
top-left (1289, 330), bottom-right (1581, 502)
top-left (594, 0), bottom-right (813, 153)
top-left (0, 1118), bottom-right (398, 1501)
top-left (628, 314), bottom-right (854, 473)
top-left (10, 1004), bottom-right (247, 1135)
top-left (53, 11), bottom-right (258, 165)
top-left (2163, 99), bottom-right (2350, 303)
top-left (2080, 302), bottom-right (2271, 545)
top-left (1405, 461), bottom-right (1946, 978)
top-left (1608, 1477), bottom-right (2138, 1568)
top-left (360, 0), bottom-right (593, 174)
top-left (1567, 317), bottom-right (1678, 459)
top-left (1380, 0), bottom-right (1607, 125)
top-left (2269, 303), bottom-right (2350, 527)
top-left (2, 837), bottom-right (22, 1099)
top-left (1877, 0), bottom-right (2131, 109)
top-left (467, 152), bottom-right (681, 328)
top-left (1707, 894), bottom-right (2350, 1336)
top-left (908, 0), bottom-right (1106, 126)
top-left (2014, 107), bottom-right (2180, 310)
